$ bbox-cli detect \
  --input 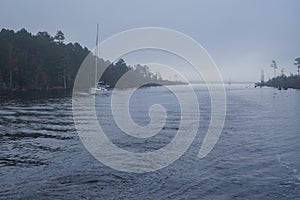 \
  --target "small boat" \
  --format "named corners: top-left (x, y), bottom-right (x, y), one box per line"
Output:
top-left (89, 81), bottom-right (109, 94)
top-left (228, 78), bottom-right (232, 85)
